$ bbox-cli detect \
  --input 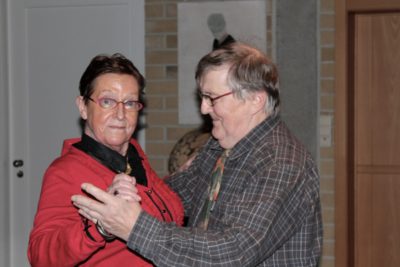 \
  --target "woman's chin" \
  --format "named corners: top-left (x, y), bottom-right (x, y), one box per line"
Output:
top-left (104, 138), bottom-right (129, 151)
